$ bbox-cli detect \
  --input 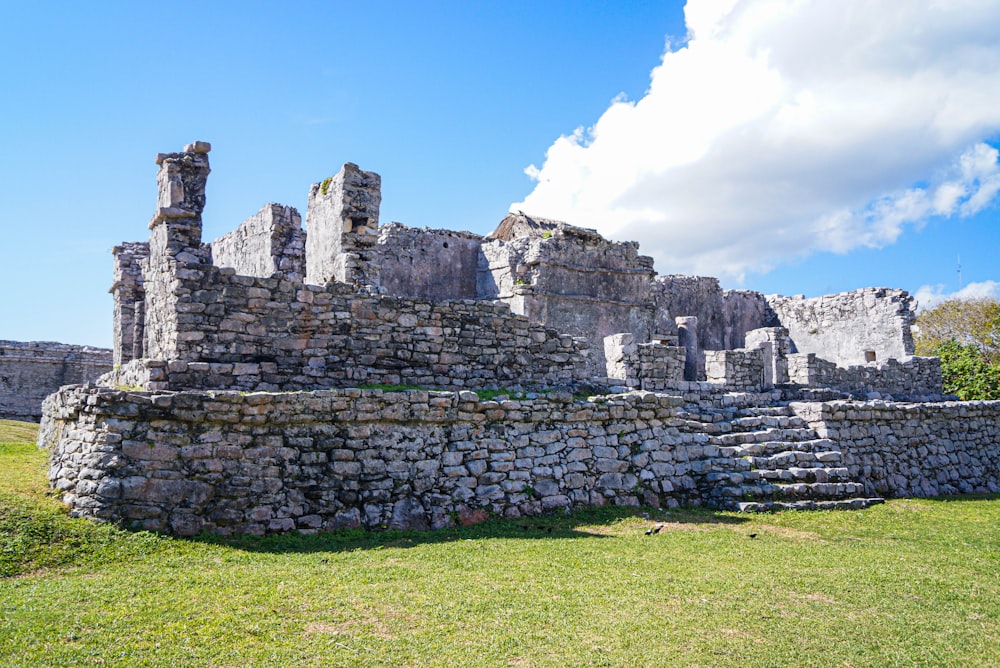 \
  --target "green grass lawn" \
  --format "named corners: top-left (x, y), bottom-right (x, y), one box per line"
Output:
top-left (2, 419), bottom-right (998, 667)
